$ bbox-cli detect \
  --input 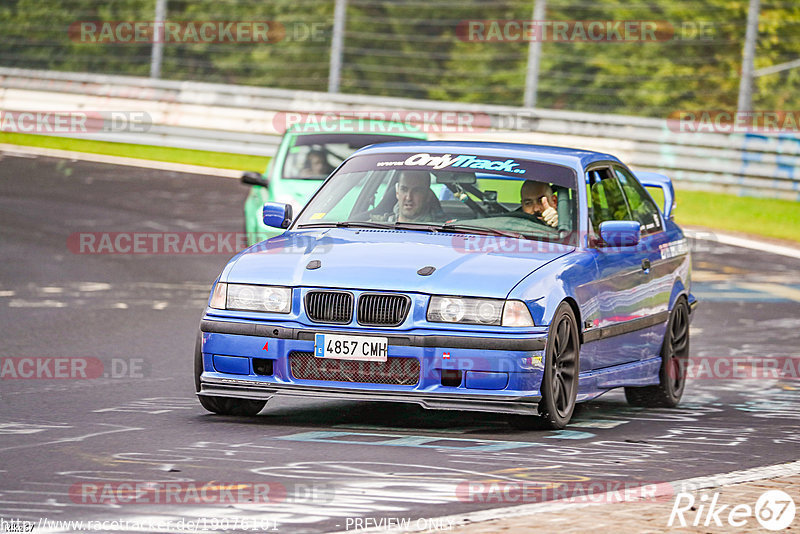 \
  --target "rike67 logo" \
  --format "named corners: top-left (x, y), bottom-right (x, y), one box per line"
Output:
top-left (669, 489), bottom-right (796, 531)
